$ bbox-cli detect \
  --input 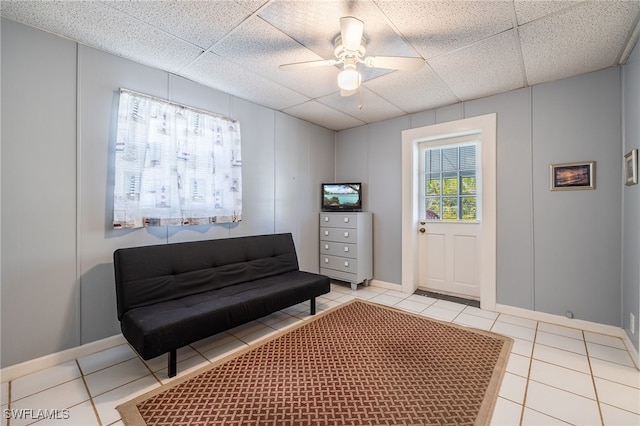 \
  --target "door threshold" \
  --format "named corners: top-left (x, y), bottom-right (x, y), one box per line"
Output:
top-left (414, 289), bottom-right (480, 308)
